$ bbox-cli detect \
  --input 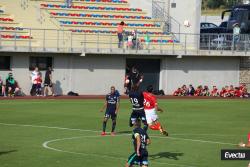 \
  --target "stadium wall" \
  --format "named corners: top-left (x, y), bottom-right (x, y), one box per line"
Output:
top-left (160, 56), bottom-right (240, 94)
top-left (0, 53), bottom-right (241, 95)
top-left (0, 53), bottom-right (125, 95)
